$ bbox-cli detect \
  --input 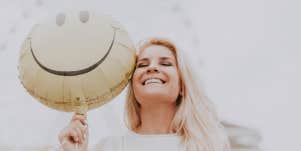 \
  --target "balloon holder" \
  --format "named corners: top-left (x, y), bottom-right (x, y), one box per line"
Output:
top-left (74, 97), bottom-right (88, 116)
